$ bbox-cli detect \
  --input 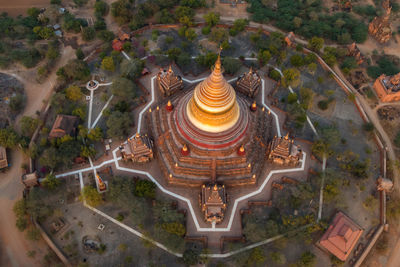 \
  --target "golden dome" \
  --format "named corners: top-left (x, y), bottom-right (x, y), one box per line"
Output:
top-left (186, 55), bottom-right (240, 133)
